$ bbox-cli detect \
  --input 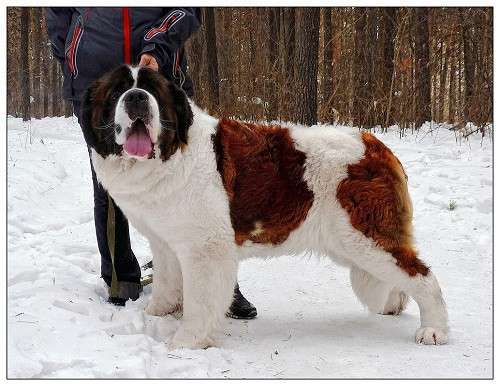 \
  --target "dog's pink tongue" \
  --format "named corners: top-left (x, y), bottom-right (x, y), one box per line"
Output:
top-left (124, 130), bottom-right (152, 157)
